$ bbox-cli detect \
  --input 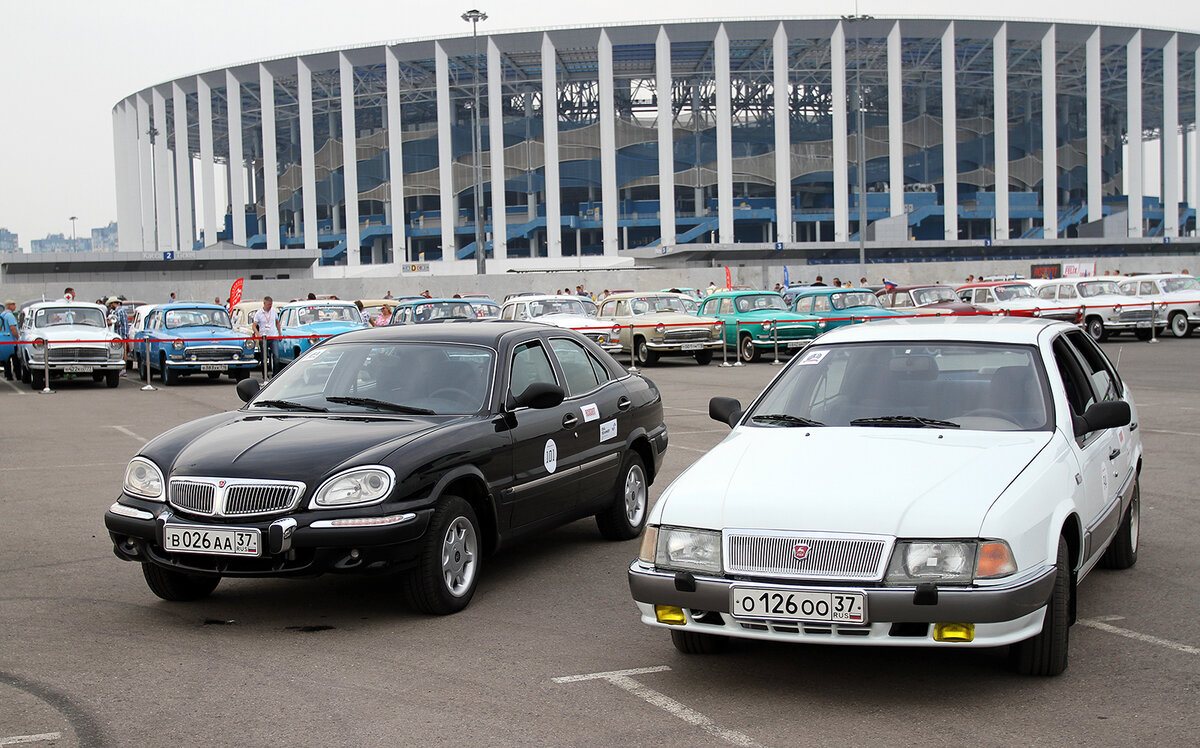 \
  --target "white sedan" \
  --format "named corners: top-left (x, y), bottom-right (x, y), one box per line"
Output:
top-left (629, 317), bottom-right (1141, 676)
